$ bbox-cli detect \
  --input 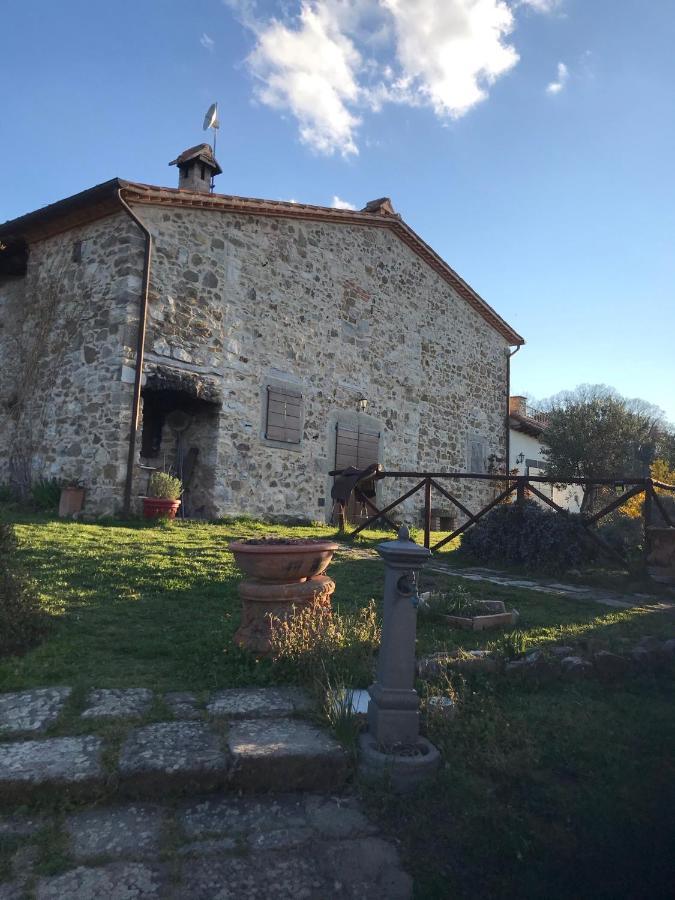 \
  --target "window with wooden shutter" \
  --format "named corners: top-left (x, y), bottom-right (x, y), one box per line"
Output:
top-left (468, 438), bottom-right (486, 474)
top-left (265, 386), bottom-right (303, 444)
